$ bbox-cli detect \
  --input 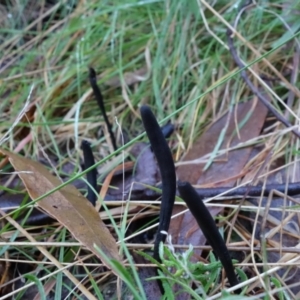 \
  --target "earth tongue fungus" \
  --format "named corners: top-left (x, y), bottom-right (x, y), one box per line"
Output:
top-left (140, 105), bottom-right (240, 291)
top-left (140, 105), bottom-right (177, 263)
top-left (178, 181), bottom-right (240, 290)
top-left (81, 140), bottom-right (98, 207)
top-left (89, 67), bottom-right (118, 151)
